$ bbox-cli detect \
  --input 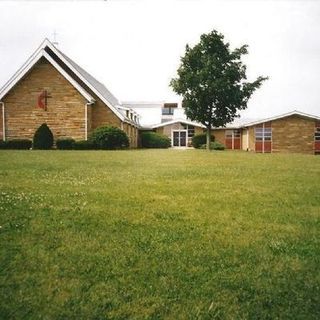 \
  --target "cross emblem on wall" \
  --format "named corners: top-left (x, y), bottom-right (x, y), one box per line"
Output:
top-left (37, 90), bottom-right (52, 111)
